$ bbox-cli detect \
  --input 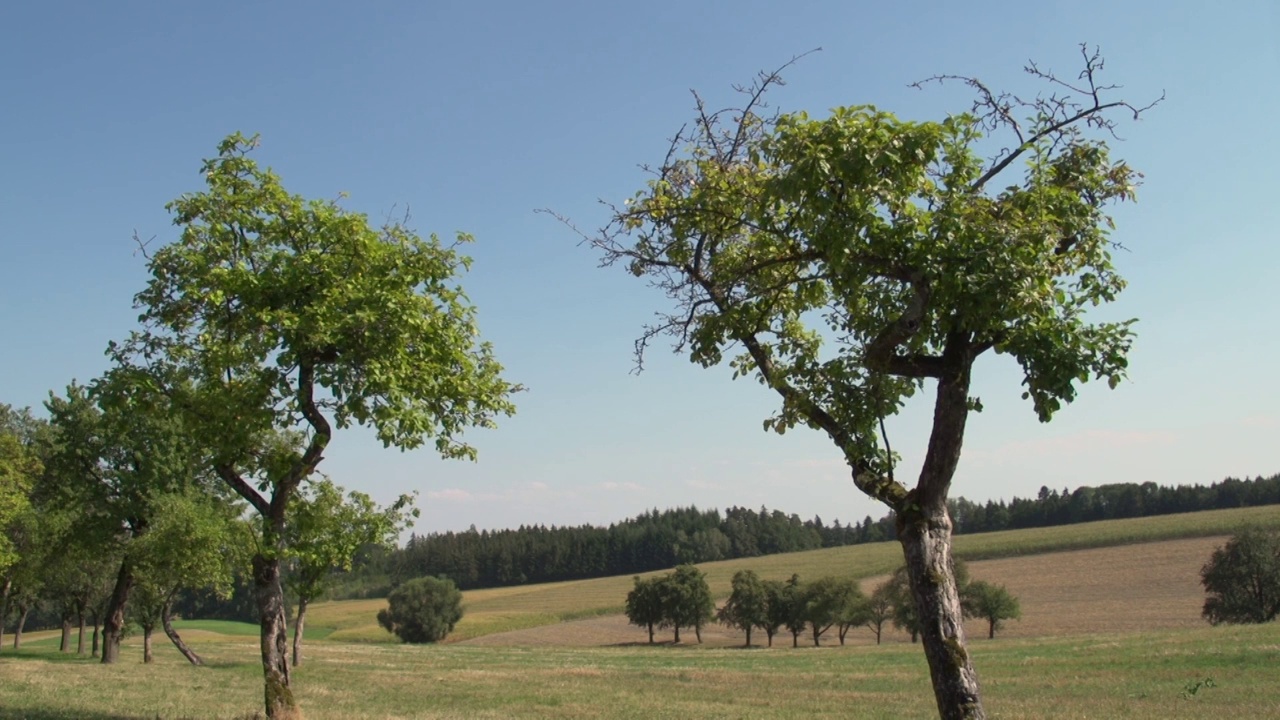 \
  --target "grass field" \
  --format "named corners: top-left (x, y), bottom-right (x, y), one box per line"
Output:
top-left (2, 505), bottom-right (1278, 719)
top-left (2, 623), bottom-right (1278, 719)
